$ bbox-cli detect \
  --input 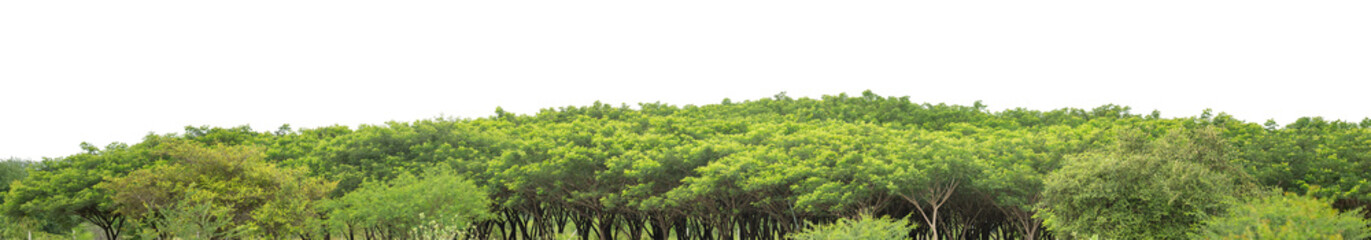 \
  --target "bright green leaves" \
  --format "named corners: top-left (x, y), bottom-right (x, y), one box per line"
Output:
top-left (789, 214), bottom-right (917, 240)
top-left (1038, 128), bottom-right (1250, 239)
top-left (2, 141), bottom-right (165, 238)
top-left (99, 141), bottom-right (335, 238)
top-left (1195, 191), bottom-right (1371, 239)
top-left (11, 91), bottom-right (1371, 239)
top-left (322, 167), bottom-right (494, 239)
top-left (130, 188), bottom-right (252, 240)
